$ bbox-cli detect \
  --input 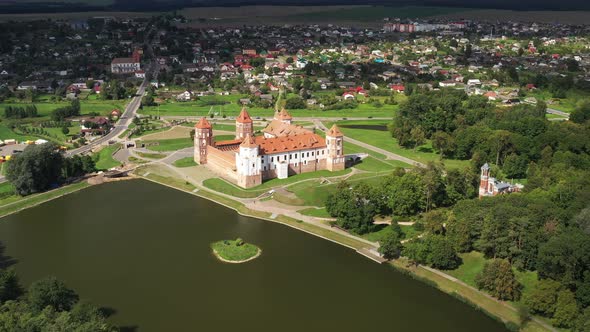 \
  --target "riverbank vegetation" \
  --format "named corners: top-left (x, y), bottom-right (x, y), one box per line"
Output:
top-left (0, 247), bottom-right (117, 330)
top-left (5, 142), bottom-right (95, 196)
top-left (211, 238), bottom-right (261, 263)
top-left (324, 89), bottom-right (590, 330)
